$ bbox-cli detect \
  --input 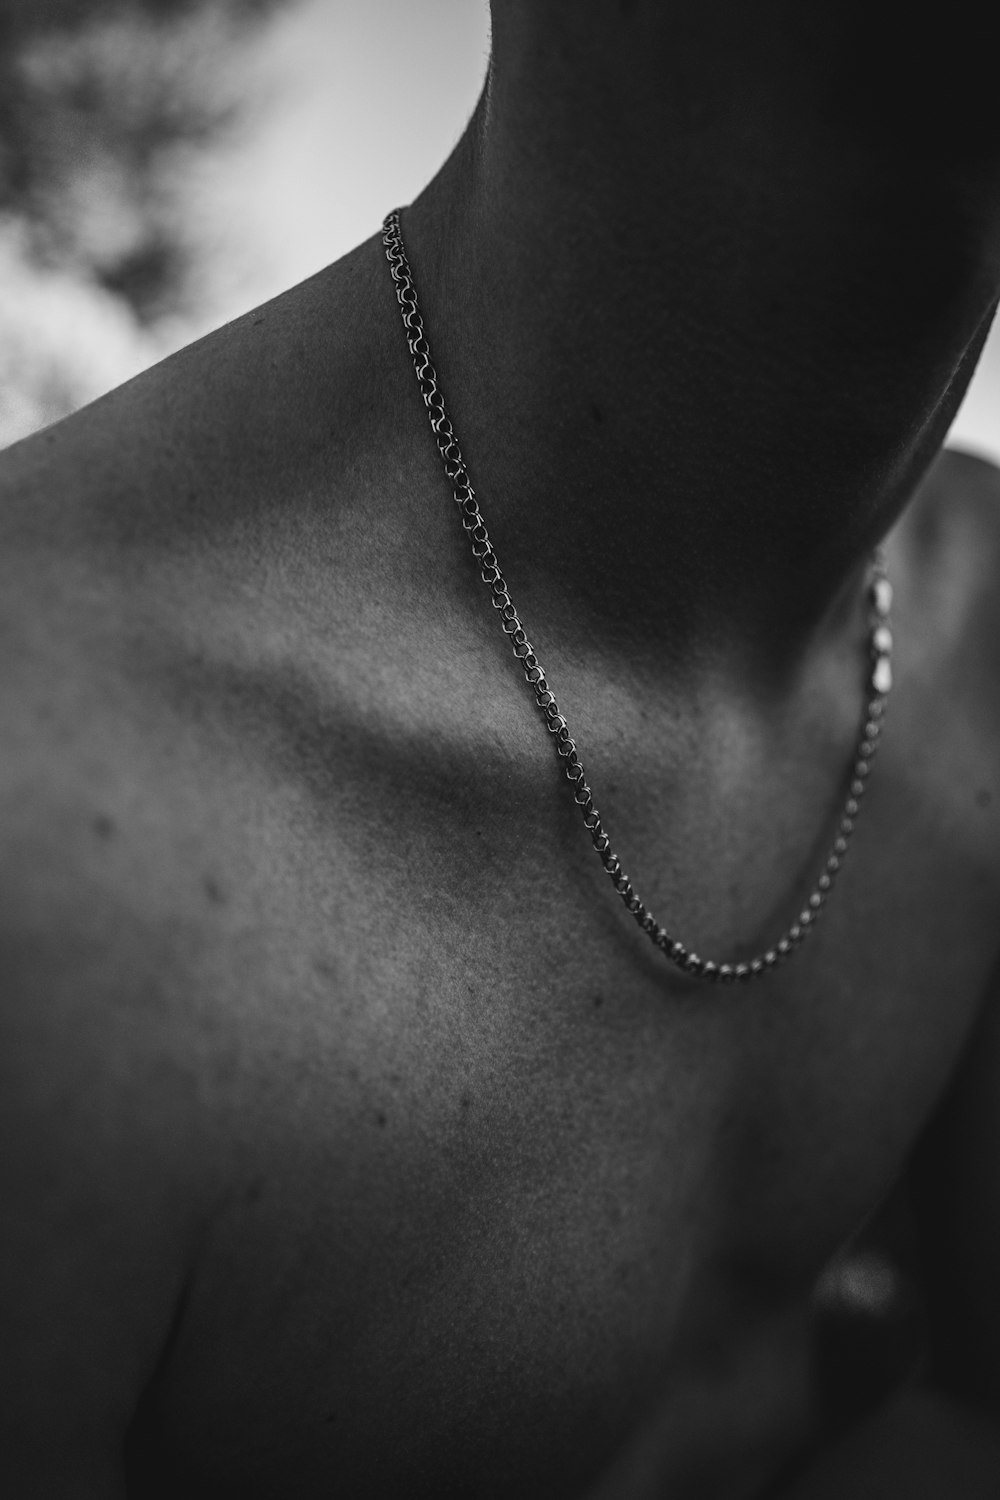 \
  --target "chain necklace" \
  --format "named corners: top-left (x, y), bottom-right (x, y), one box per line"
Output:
top-left (382, 208), bottom-right (893, 984)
